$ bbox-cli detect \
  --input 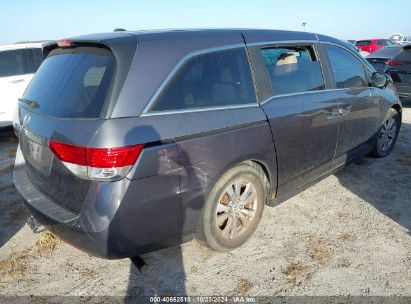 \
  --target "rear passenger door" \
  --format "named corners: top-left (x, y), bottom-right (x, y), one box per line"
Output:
top-left (322, 44), bottom-right (378, 159)
top-left (247, 43), bottom-right (339, 195)
top-left (144, 46), bottom-right (276, 236)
